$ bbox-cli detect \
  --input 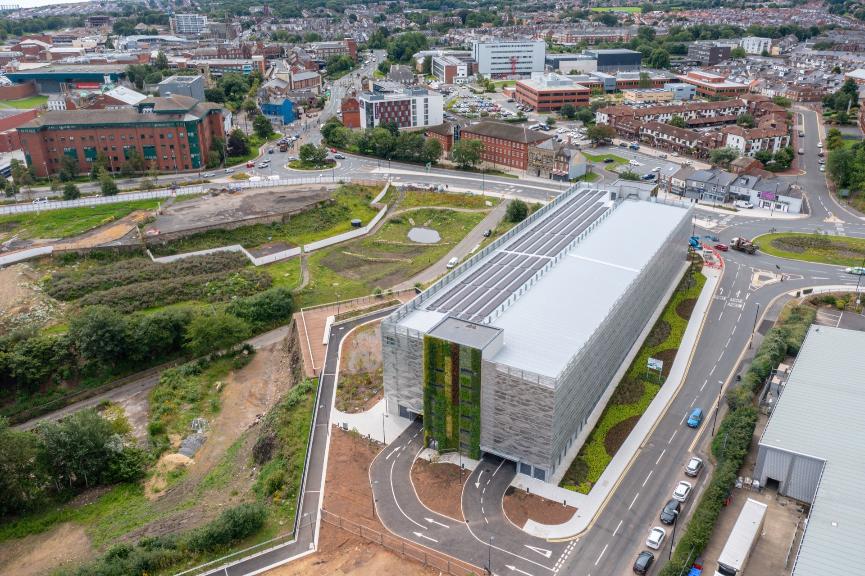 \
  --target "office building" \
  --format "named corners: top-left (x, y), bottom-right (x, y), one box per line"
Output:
top-left (471, 39), bottom-right (545, 78)
top-left (356, 87), bottom-right (443, 130)
top-left (754, 325), bottom-right (865, 576)
top-left (687, 42), bottom-right (732, 65)
top-left (158, 75), bottom-right (205, 101)
top-left (18, 95), bottom-right (225, 177)
top-left (545, 53), bottom-right (597, 74)
top-left (514, 73), bottom-right (590, 111)
top-left (432, 53), bottom-right (477, 84)
top-left (583, 49), bottom-right (642, 73)
top-left (740, 36), bottom-right (772, 55)
top-left (171, 14), bottom-right (208, 36)
top-left (678, 70), bottom-right (749, 98)
top-left (308, 38), bottom-right (358, 62)
top-left (459, 120), bottom-right (552, 171)
top-left (381, 186), bottom-right (691, 481)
